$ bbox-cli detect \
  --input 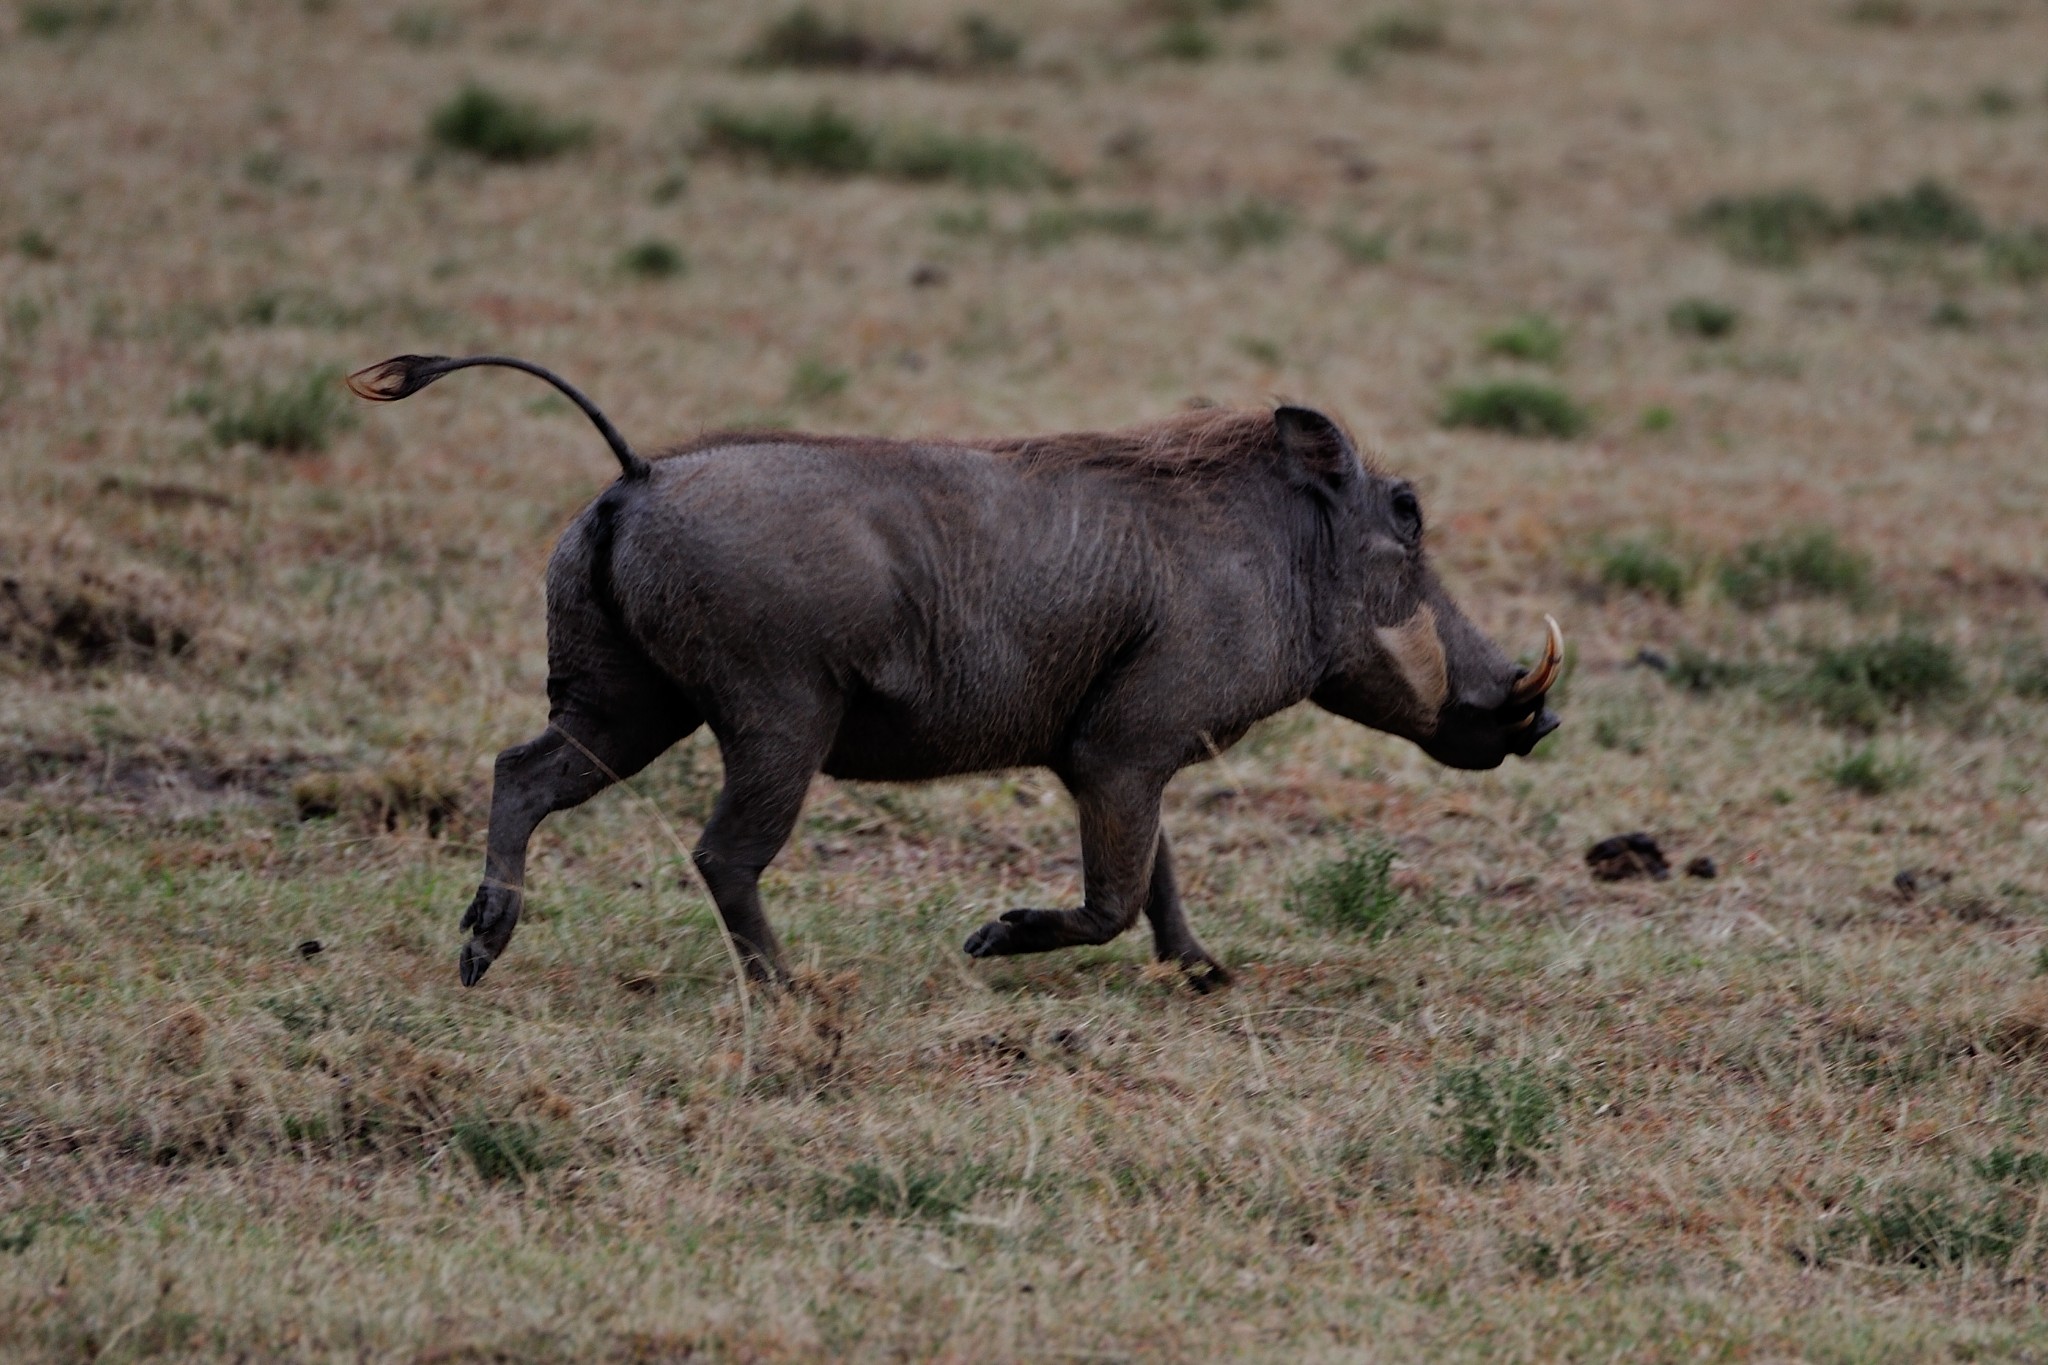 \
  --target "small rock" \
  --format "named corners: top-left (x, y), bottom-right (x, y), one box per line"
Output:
top-left (296, 939), bottom-right (323, 959)
top-left (1586, 832), bottom-right (1670, 882)
top-left (1684, 856), bottom-right (1717, 879)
